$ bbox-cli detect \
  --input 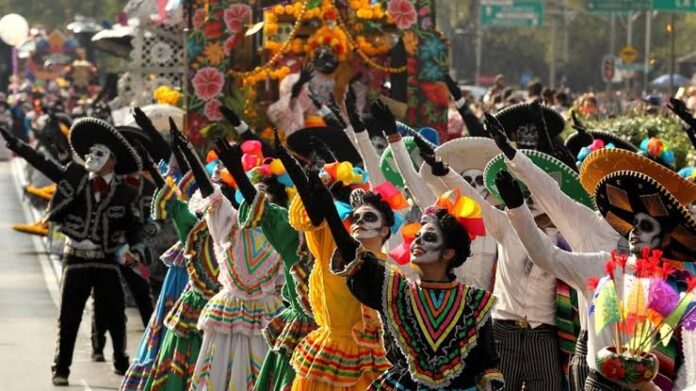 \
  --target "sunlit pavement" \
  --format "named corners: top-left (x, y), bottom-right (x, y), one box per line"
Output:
top-left (0, 159), bottom-right (140, 390)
